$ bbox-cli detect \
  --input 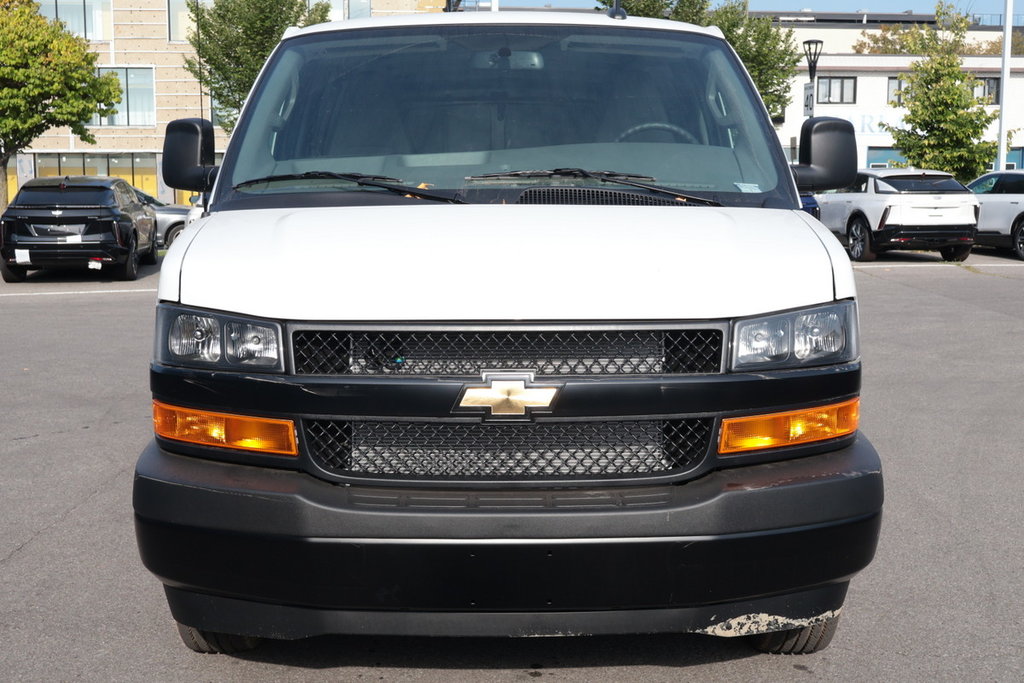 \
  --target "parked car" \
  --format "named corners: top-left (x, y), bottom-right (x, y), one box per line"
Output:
top-left (0, 176), bottom-right (158, 282)
top-left (135, 189), bottom-right (190, 247)
top-left (815, 169), bottom-right (978, 262)
top-left (800, 193), bottom-right (820, 219)
top-left (967, 170), bottom-right (1024, 260)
